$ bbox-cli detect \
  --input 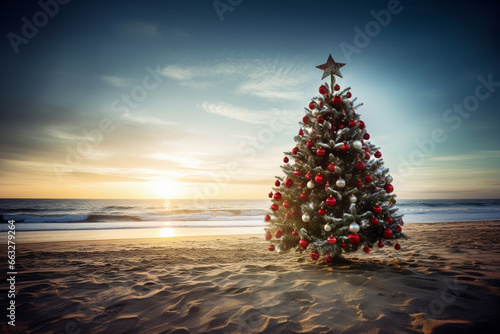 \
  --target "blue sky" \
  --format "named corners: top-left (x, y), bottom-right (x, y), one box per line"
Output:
top-left (1, 0), bottom-right (499, 199)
